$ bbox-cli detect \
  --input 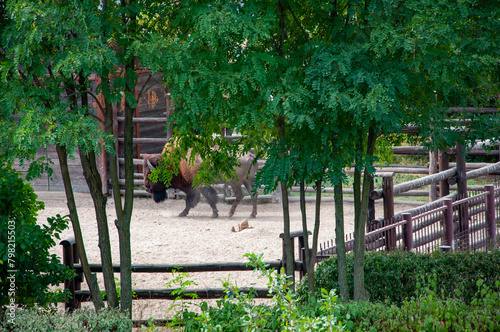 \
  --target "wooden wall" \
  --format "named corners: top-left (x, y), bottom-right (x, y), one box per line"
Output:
top-left (135, 72), bottom-right (171, 155)
top-left (13, 146), bottom-right (90, 193)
